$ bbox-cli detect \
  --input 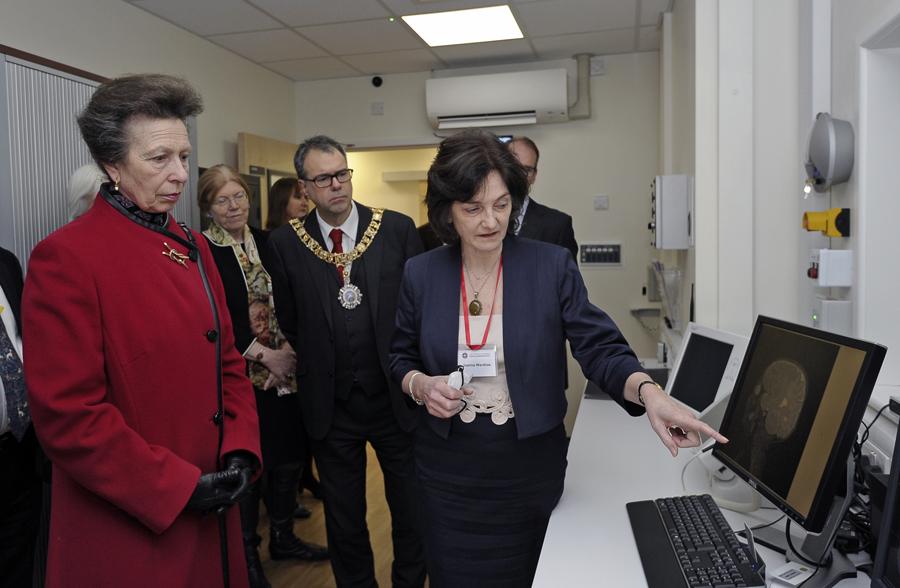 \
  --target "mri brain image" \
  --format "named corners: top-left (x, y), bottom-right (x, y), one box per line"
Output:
top-left (745, 359), bottom-right (809, 476)
top-left (758, 359), bottom-right (807, 438)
